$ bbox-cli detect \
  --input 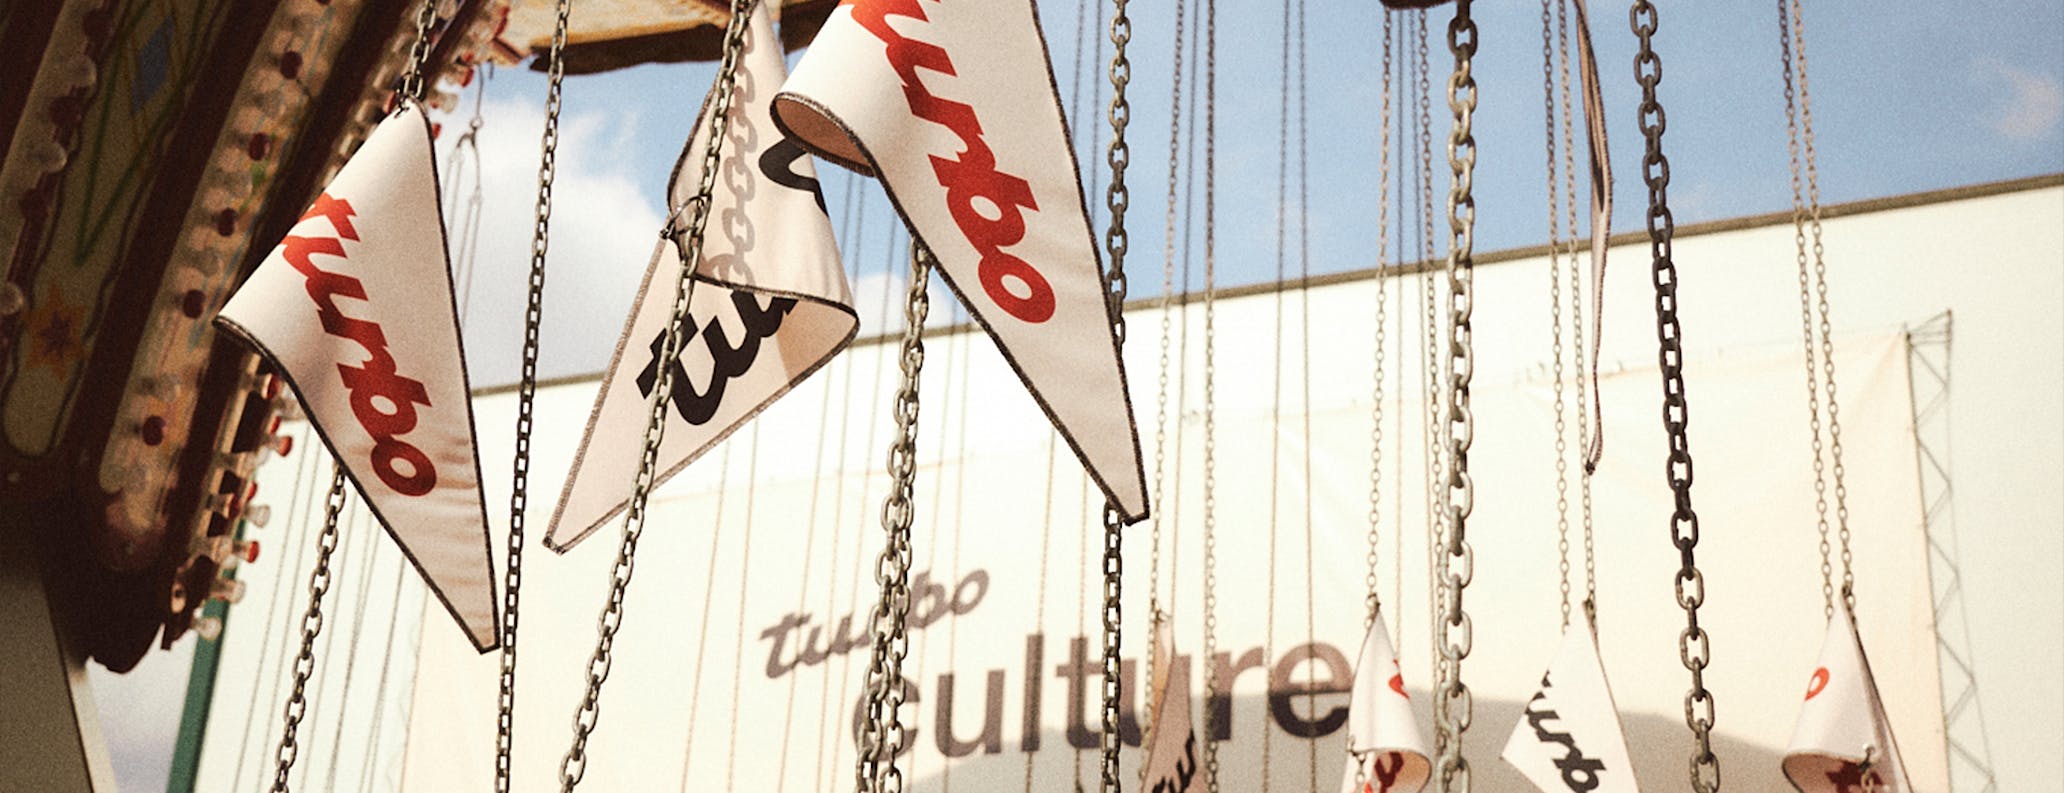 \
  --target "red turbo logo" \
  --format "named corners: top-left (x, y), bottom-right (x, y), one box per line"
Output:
top-left (281, 194), bottom-right (438, 496)
top-left (849, 0), bottom-right (1057, 324)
